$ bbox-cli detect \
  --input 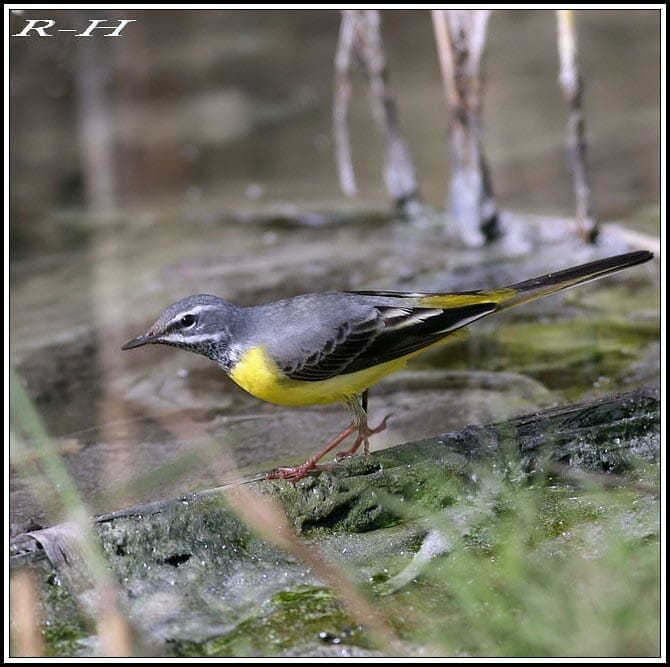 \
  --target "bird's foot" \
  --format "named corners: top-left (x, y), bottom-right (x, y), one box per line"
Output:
top-left (265, 422), bottom-right (357, 484)
top-left (265, 462), bottom-right (335, 483)
top-left (266, 413), bottom-right (392, 483)
top-left (335, 413), bottom-right (393, 461)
